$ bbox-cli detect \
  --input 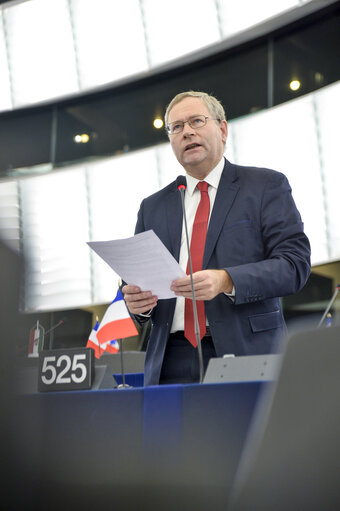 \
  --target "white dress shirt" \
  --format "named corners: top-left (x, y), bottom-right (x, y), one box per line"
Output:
top-left (170, 157), bottom-right (226, 333)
